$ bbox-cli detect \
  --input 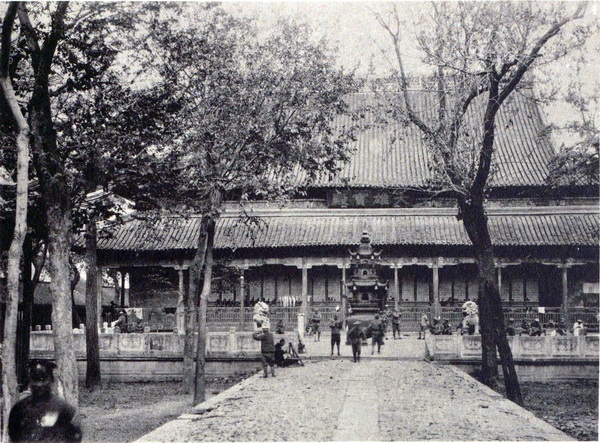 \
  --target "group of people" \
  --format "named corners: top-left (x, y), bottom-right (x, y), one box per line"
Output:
top-left (418, 313), bottom-right (454, 339)
top-left (112, 309), bottom-right (144, 333)
top-left (347, 313), bottom-right (389, 363)
top-left (252, 321), bottom-right (304, 378)
top-left (506, 318), bottom-right (587, 337)
top-left (306, 308), bottom-right (394, 362)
